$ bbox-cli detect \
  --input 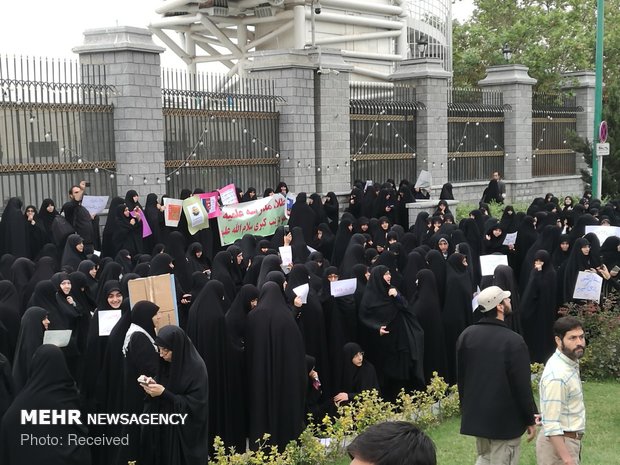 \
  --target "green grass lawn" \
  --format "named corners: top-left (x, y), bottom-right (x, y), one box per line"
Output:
top-left (329, 381), bottom-right (620, 465)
